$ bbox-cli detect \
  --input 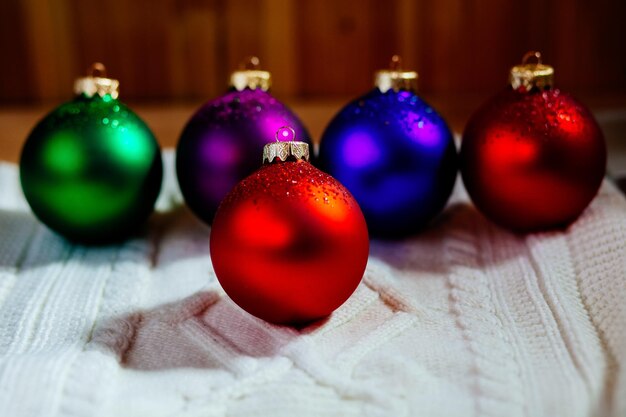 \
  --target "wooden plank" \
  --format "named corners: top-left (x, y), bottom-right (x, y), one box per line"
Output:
top-left (224, 0), bottom-right (262, 81)
top-left (296, 0), bottom-right (375, 96)
top-left (21, 0), bottom-right (77, 101)
top-left (2, 0), bottom-right (626, 102)
top-left (169, 0), bottom-right (221, 99)
top-left (396, 0), bottom-right (419, 72)
top-left (260, 0), bottom-right (298, 97)
top-left (0, 1), bottom-right (34, 102)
